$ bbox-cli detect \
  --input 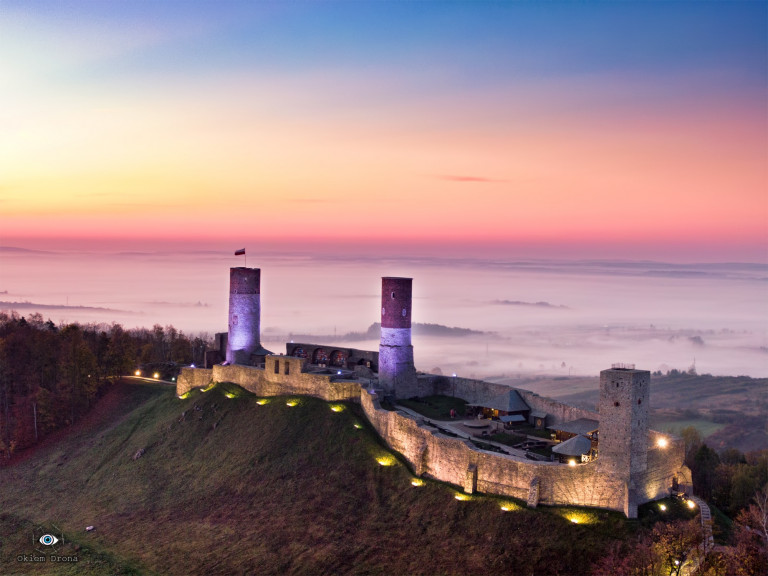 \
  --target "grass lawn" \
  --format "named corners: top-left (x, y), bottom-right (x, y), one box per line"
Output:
top-left (397, 394), bottom-right (468, 420)
top-left (488, 432), bottom-right (527, 446)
